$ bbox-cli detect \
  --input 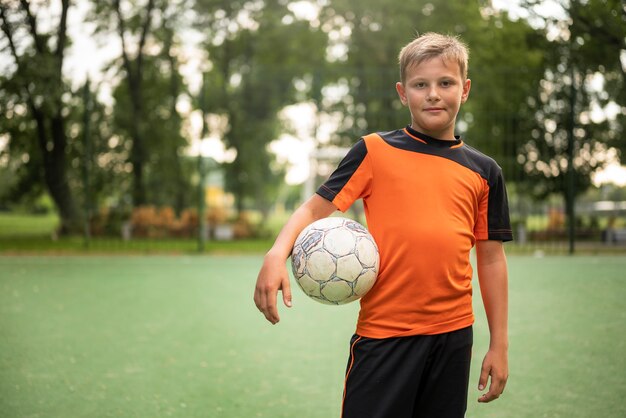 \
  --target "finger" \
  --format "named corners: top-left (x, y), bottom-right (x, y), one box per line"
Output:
top-left (254, 287), bottom-right (262, 311)
top-left (478, 364), bottom-right (490, 393)
top-left (281, 277), bottom-right (292, 308)
top-left (265, 287), bottom-right (280, 324)
top-left (479, 374), bottom-right (505, 403)
top-left (254, 285), bottom-right (268, 313)
top-left (255, 283), bottom-right (278, 324)
top-left (478, 387), bottom-right (501, 403)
